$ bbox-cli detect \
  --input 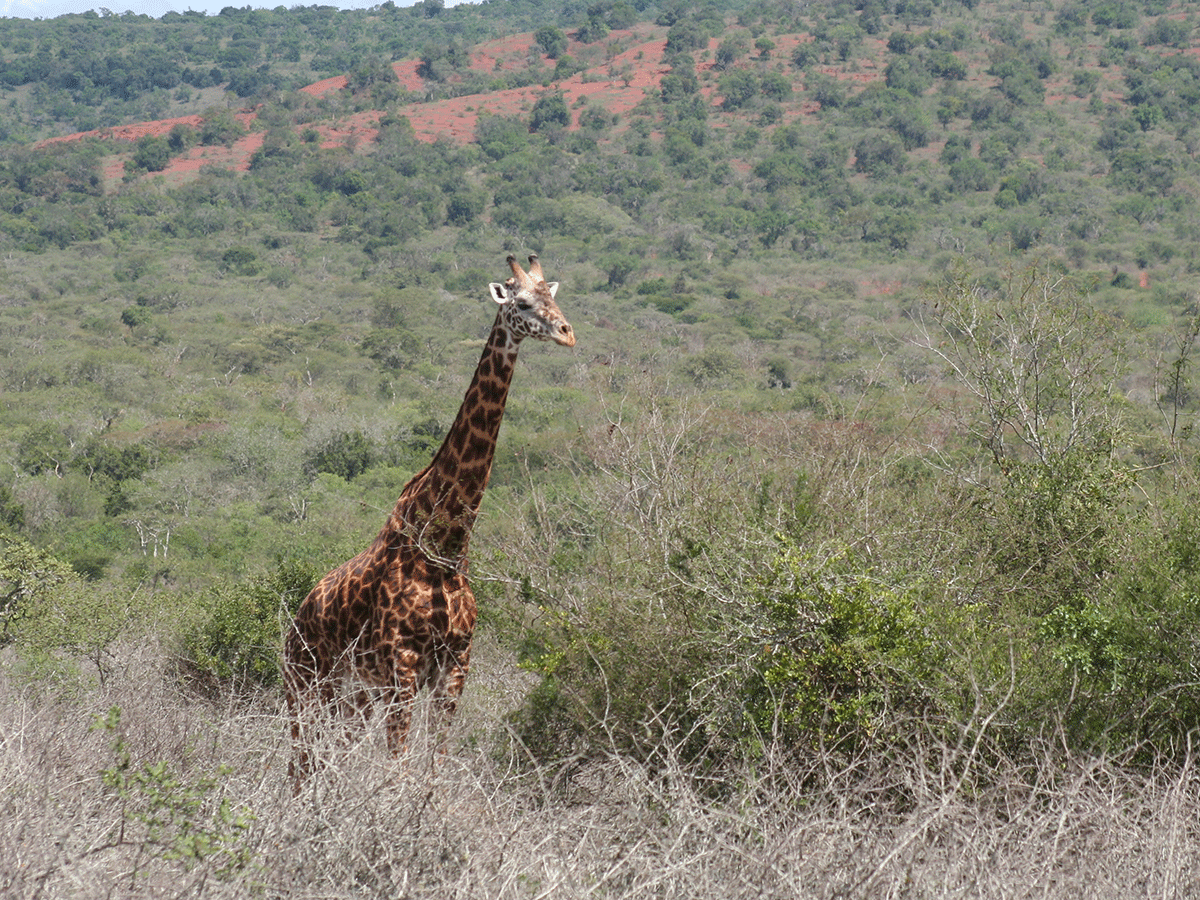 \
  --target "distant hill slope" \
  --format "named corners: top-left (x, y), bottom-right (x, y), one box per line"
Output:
top-left (37, 25), bottom-right (678, 186)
